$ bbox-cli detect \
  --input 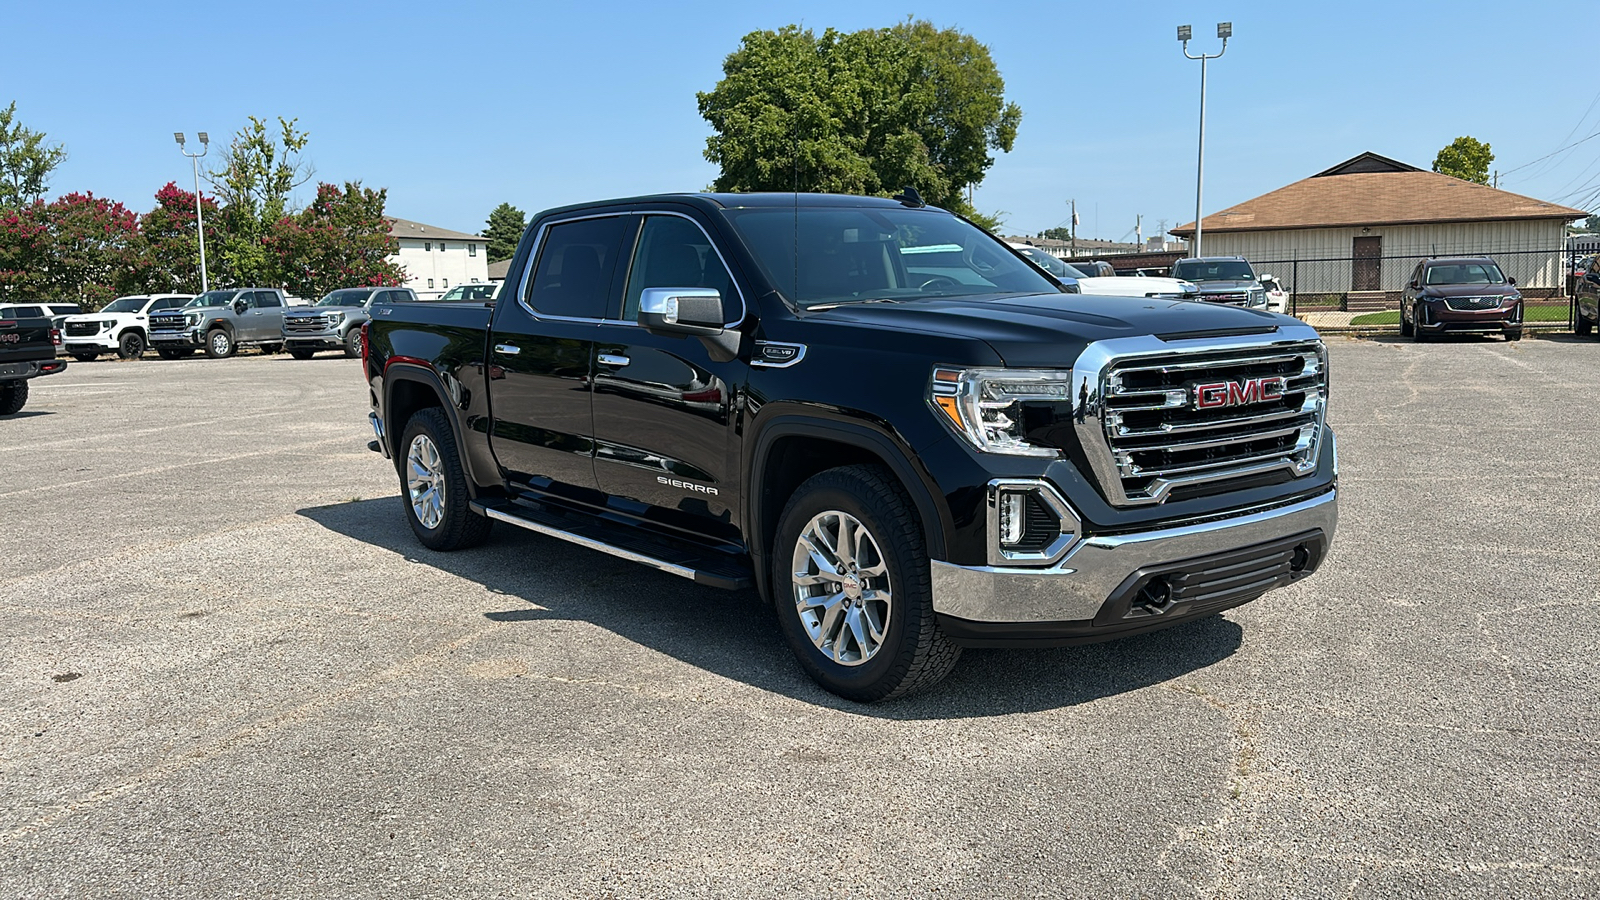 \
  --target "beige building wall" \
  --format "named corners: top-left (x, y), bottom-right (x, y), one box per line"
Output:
top-left (391, 237), bottom-right (490, 300)
top-left (1196, 220), bottom-right (1569, 293)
